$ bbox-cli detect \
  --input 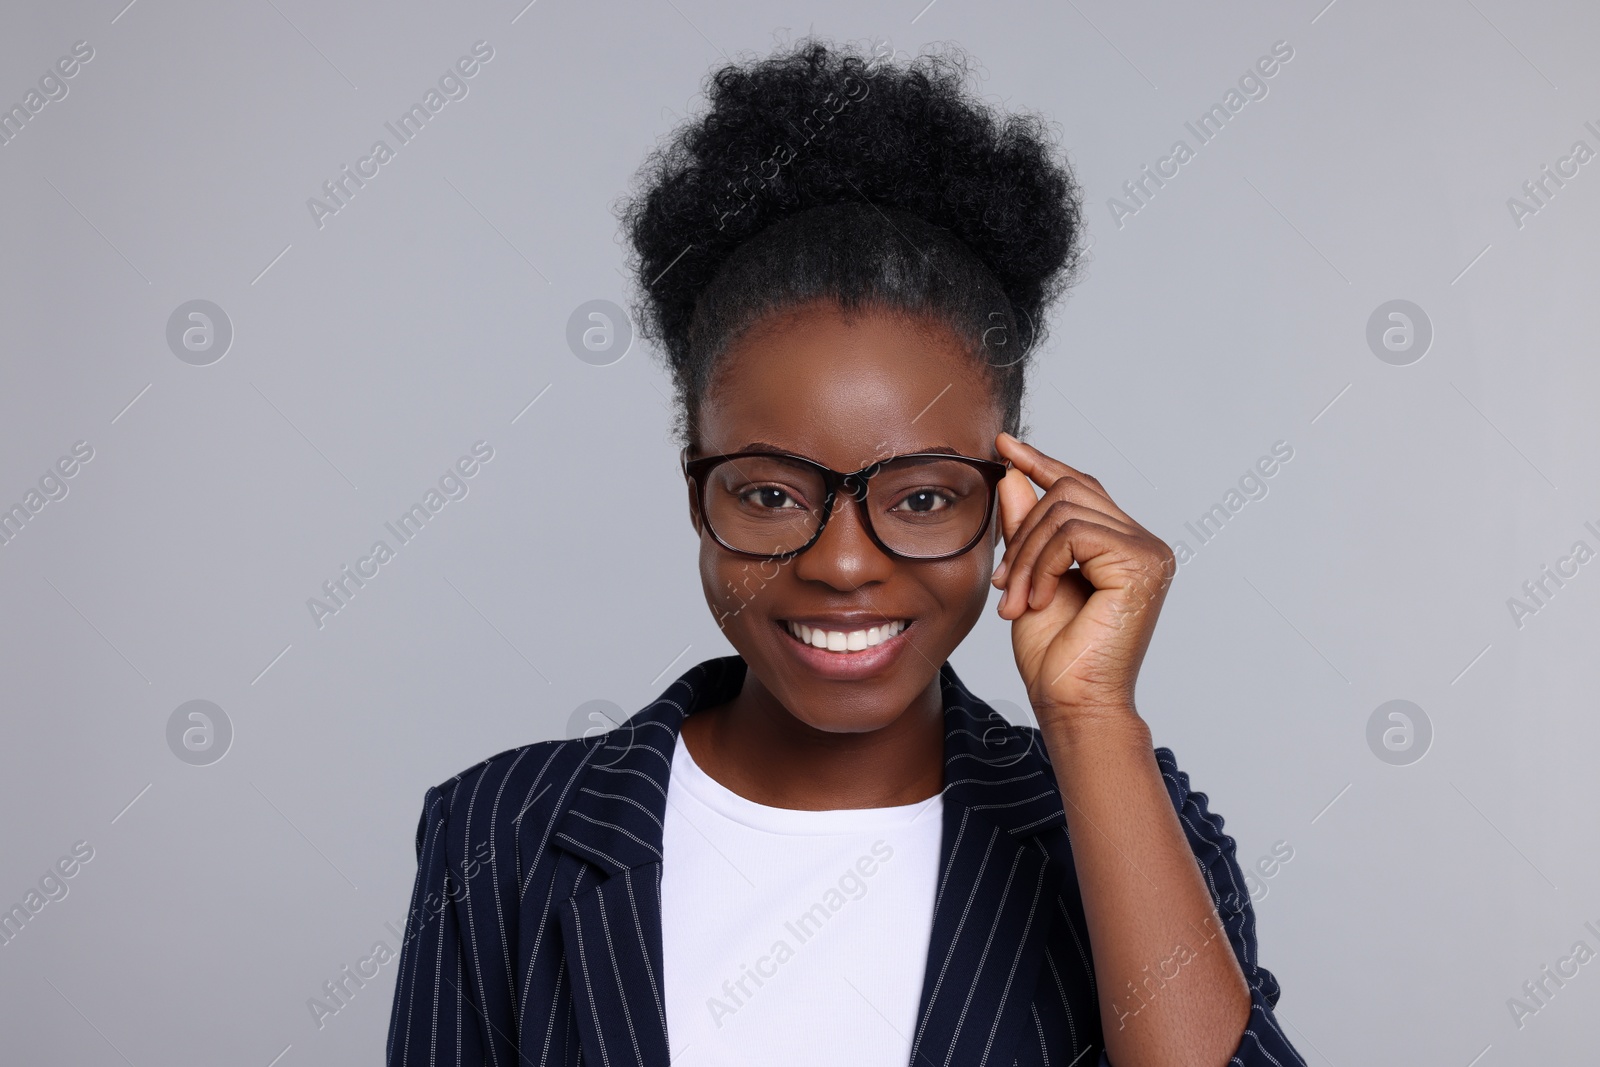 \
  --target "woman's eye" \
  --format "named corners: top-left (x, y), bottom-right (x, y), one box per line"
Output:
top-left (740, 485), bottom-right (801, 509)
top-left (891, 489), bottom-right (954, 514)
